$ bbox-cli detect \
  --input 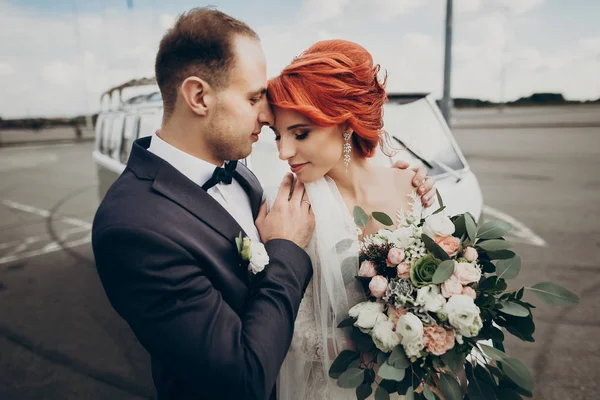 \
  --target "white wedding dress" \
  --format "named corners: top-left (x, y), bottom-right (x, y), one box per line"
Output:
top-left (267, 176), bottom-right (405, 400)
